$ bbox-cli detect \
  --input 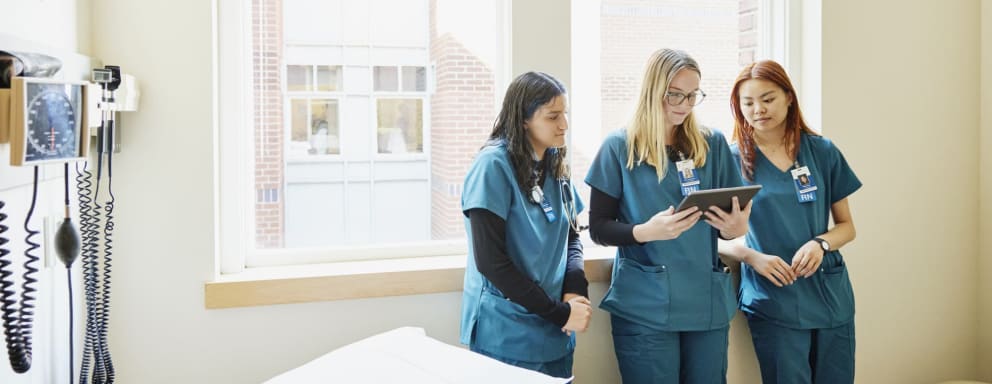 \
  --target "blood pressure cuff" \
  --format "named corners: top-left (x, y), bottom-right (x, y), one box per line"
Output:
top-left (0, 50), bottom-right (62, 88)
